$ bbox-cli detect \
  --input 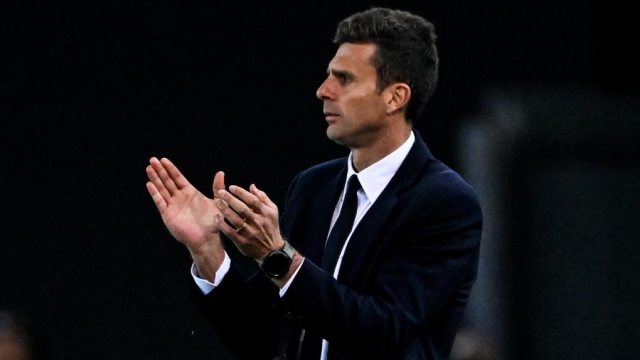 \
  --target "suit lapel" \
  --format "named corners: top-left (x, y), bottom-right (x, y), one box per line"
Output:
top-left (337, 133), bottom-right (432, 286)
top-left (303, 164), bottom-right (348, 265)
